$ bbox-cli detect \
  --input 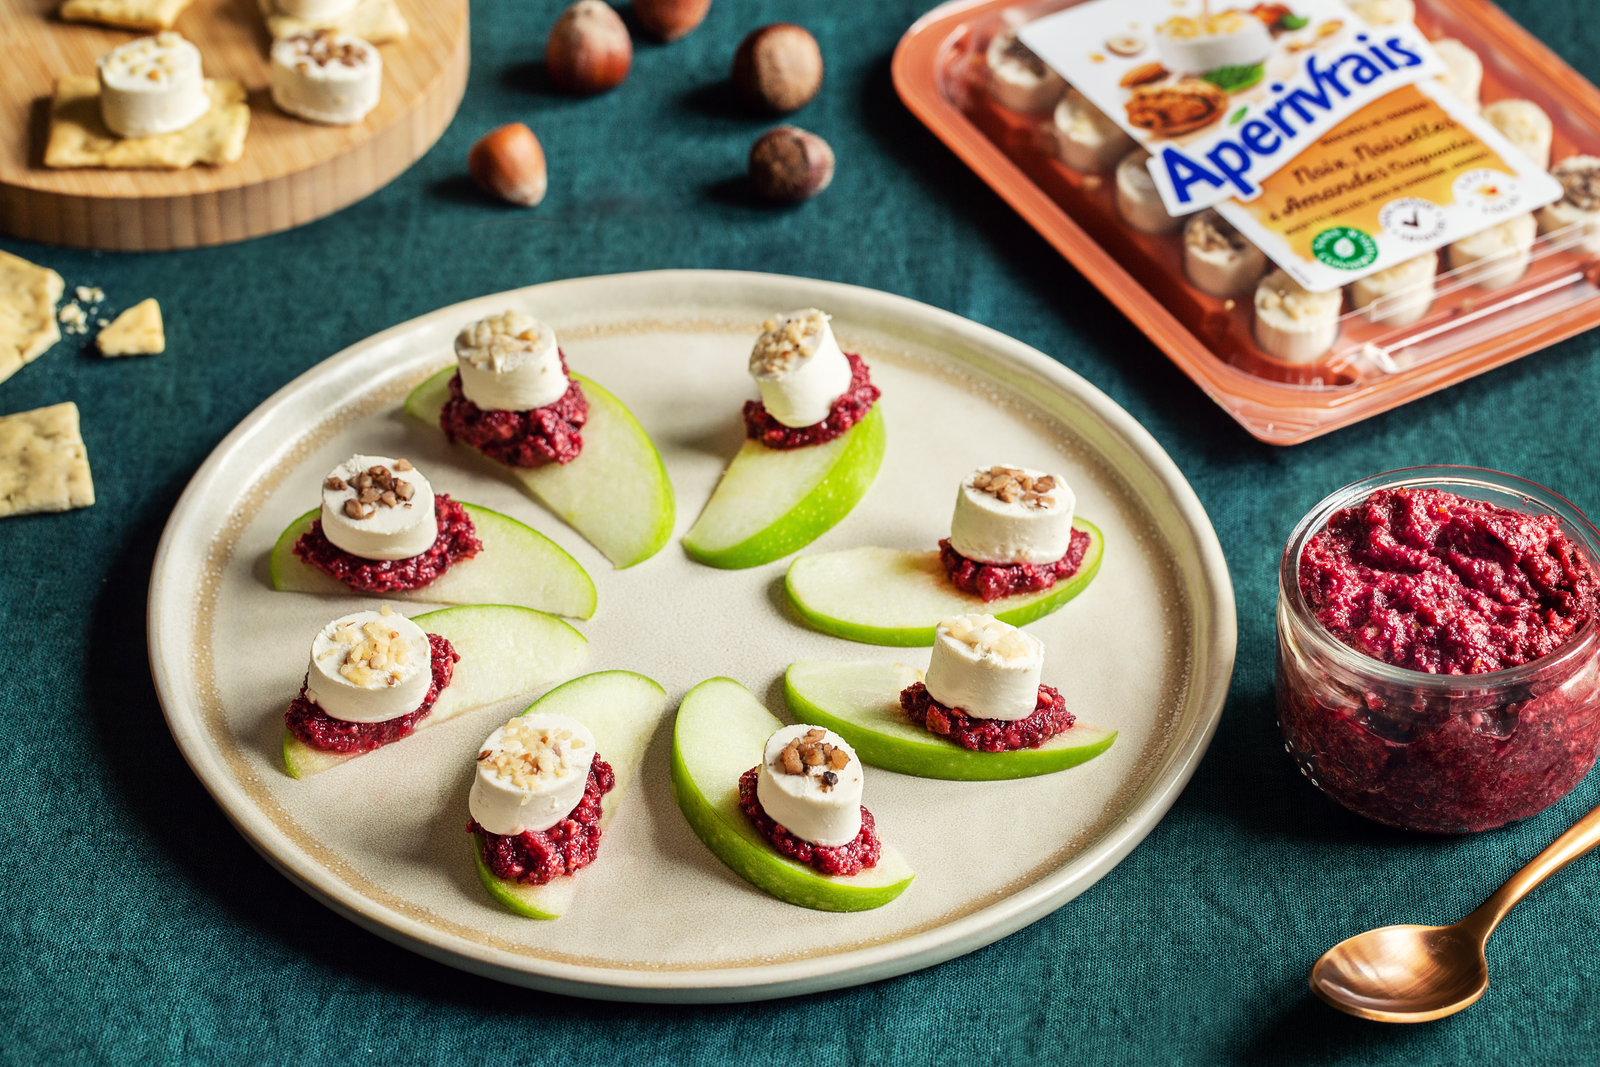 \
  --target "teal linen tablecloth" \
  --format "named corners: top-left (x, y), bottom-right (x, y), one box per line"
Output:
top-left (7, 0), bottom-right (1600, 1062)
